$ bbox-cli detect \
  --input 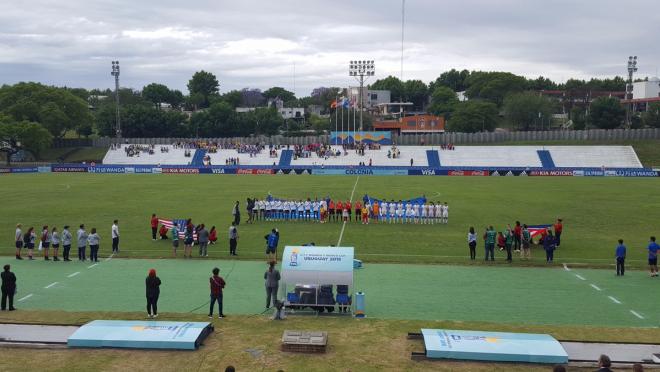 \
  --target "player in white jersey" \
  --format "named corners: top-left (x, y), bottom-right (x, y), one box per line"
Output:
top-left (388, 201), bottom-right (396, 223)
top-left (431, 202), bottom-right (439, 224)
top-left (312, 200), bottom-right (320, 220)
top-left (380, 201), bottom-right (388, 221)
top-left (442, 202), bottom-right (449, 224)
top-left (421, 203), bottom-right (429, 224)
top-left (405, 205), bottom-right (415, 223)
top-left (304, 199), bottom-right (311, 221)
top-left (264, 200), bottom-right (272, 221)
top-left (395, 201), bottom-right (403, 223)
top-left (297, 200), bottom-right (305, 219)
top-left (413, 203), bottom-right (421, 224)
